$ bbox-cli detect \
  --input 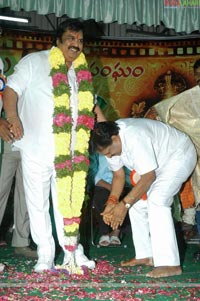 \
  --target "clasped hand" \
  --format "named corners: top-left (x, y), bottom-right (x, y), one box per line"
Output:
top-left (101, 202), bottom-right (127, 230)
top-left (8, 116), bottom-right (24, 141)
